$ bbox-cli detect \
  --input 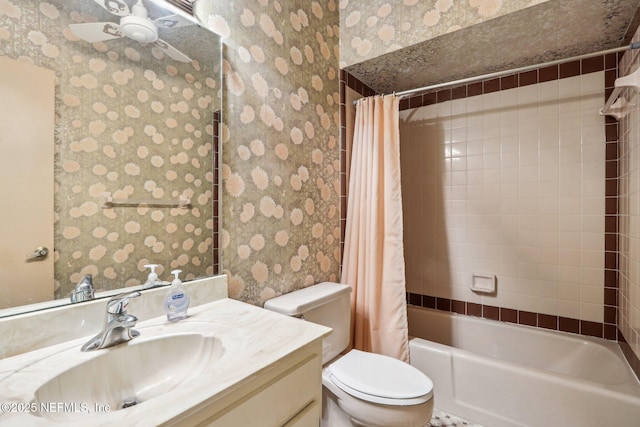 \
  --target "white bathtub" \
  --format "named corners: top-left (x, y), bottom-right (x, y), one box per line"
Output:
top-left (407, 306), bottom-right (640, 427)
